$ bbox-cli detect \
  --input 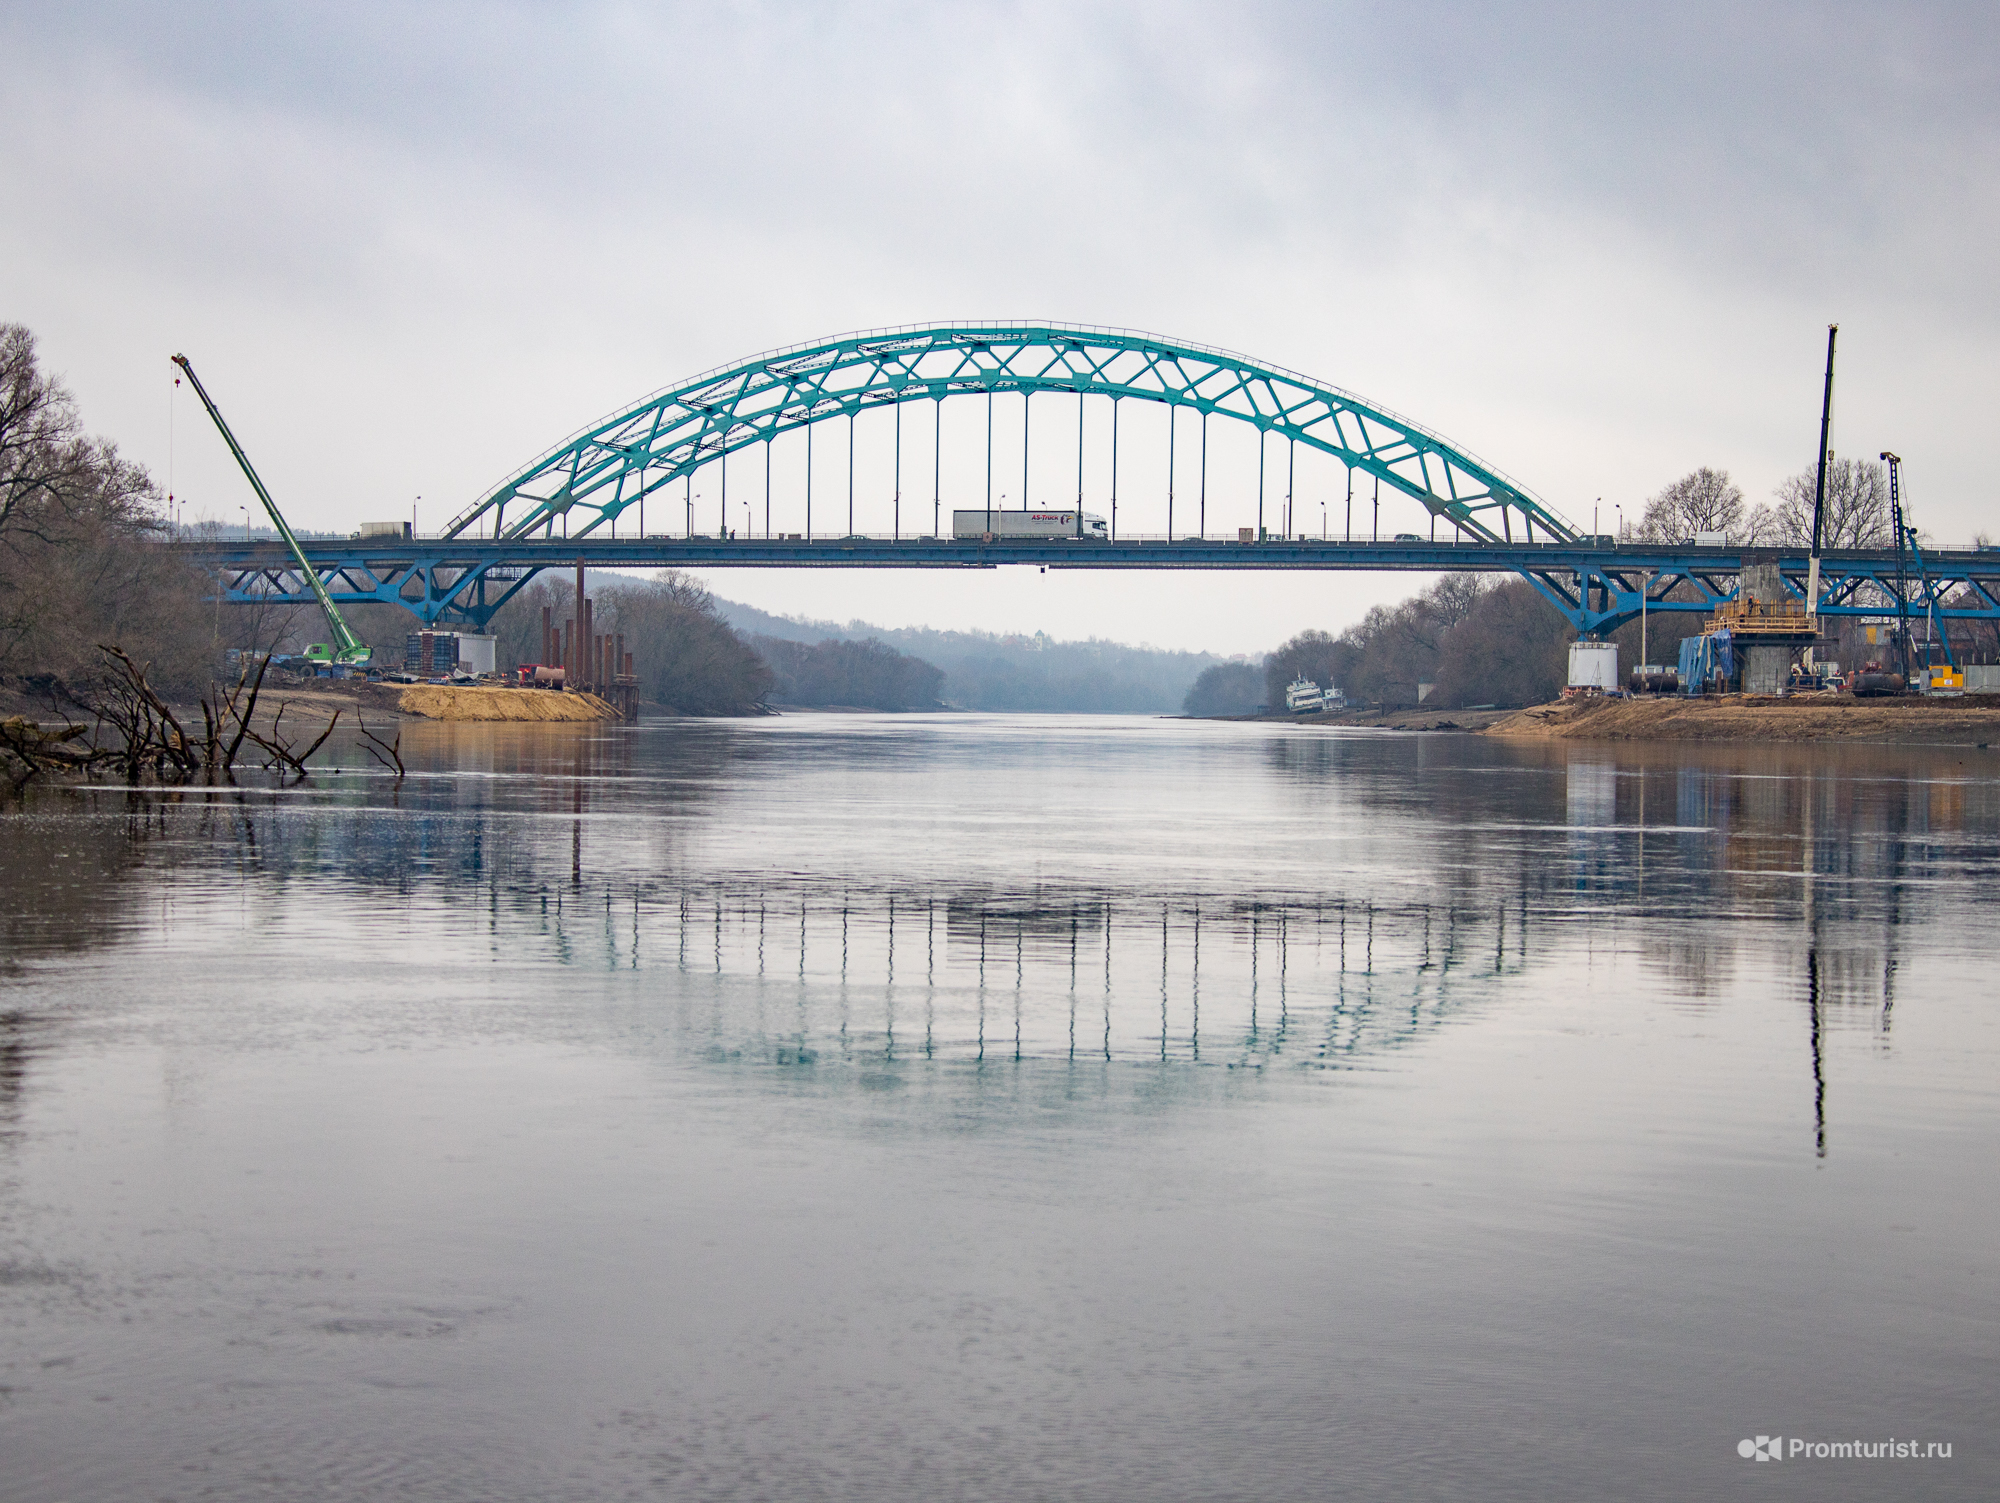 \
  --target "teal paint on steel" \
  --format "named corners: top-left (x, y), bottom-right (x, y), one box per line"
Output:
top-left (439, 322), bottom-right (1577, 548)
top-left (215, 321), bottom-right (2000, 639)
top-left (195, 535), bottom-right (2000, 638)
